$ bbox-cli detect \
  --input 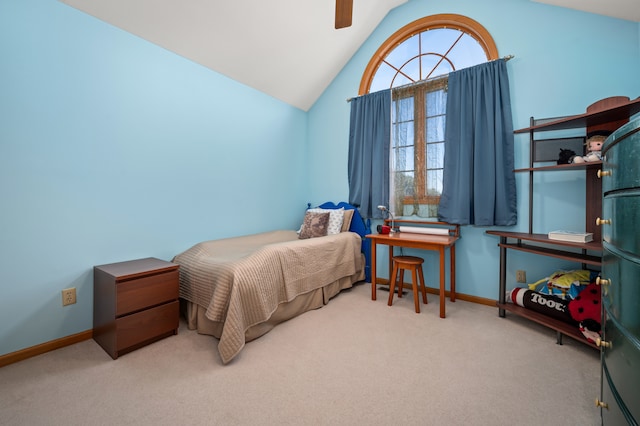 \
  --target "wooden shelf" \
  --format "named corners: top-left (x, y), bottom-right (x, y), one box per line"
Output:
top-left (486, 230), bottom-right (603, 249)
top-left (514, 161), bottom-right (602, 173)
top-left (487, 230), bottom-right (603, 267)
top-left (487, 96), bottom-right (638, 353)
top-left (514, 96), bottom-right (640, 134)
top-left (497, 303), bottom-right (598, 349)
